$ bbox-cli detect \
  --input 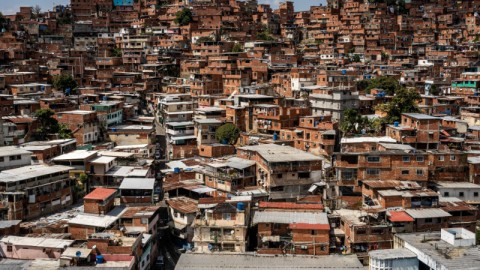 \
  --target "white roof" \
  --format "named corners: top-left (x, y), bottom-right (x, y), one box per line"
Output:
top-left (253, 211), bottom-right (328, 225)
top-left (0, 165), bottom-right (73, 183)
top-left (119, 178), bottom-right (155, 190)
top-left (105, 166), bottom-right (135, 177)
top-left (435, 181), bottom-right (480, 189)
top-left (0, 236), bottom-right (74, 249)
top-left (341, 136), bottom-right (396, 144)
top-left (68, 214), bottom-right (119, 228)
top-left (98, 151), bottom-right (134, 158)
top-left (57, 110), bottom-right (94, 115)
top-left (114, 144), bottom-right (148, 150)
top-left (405, 208), bottom-right (452, 219)
top-left (238, 144), bottom-right (322, 163)
top-left (91, 156), bottom-right (116, 164)
top-left (0, 146), bottom-right (32, 157)
top-left (53, 150), bottom-right (98, 161)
